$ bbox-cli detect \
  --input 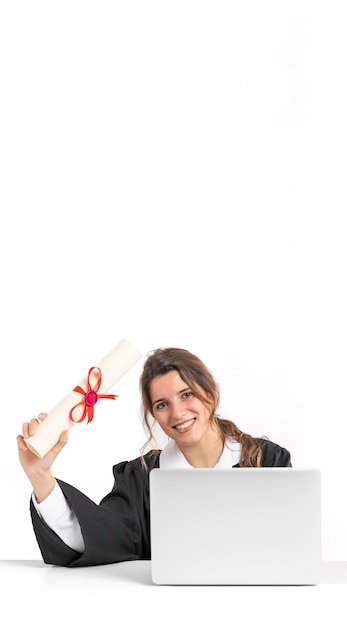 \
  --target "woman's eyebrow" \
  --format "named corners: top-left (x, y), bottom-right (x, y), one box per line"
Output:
top-left (152, 387), bottom-right (191, 407)
top-left (151, 394), bottom-right (169, 408)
